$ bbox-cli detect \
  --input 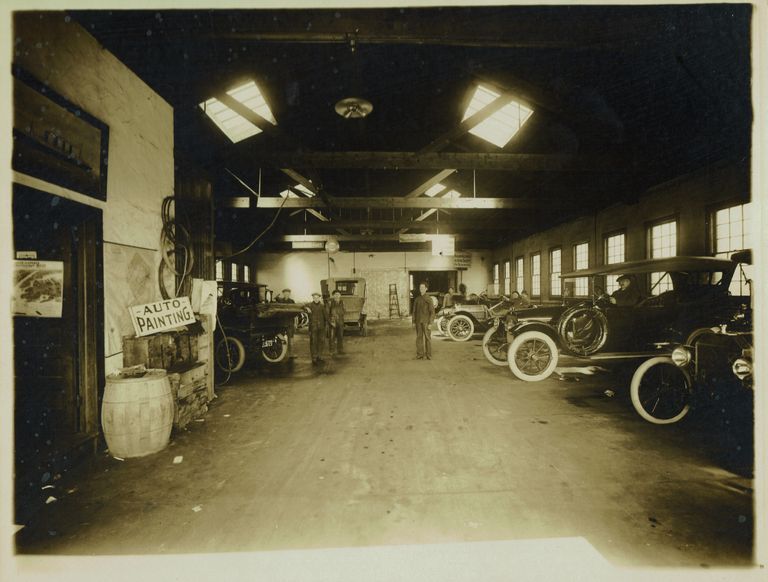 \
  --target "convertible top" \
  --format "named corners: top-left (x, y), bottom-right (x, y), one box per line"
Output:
top-left (561, 256), bottom-right (735, 278)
